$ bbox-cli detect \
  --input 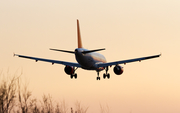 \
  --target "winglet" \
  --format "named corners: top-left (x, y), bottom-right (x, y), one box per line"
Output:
top-left (13, 53), bottom-right (18, 57)
top-left (13, 53), bottom-right (19, 57)
top-left (77, 19), bottom-right (83, 48)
